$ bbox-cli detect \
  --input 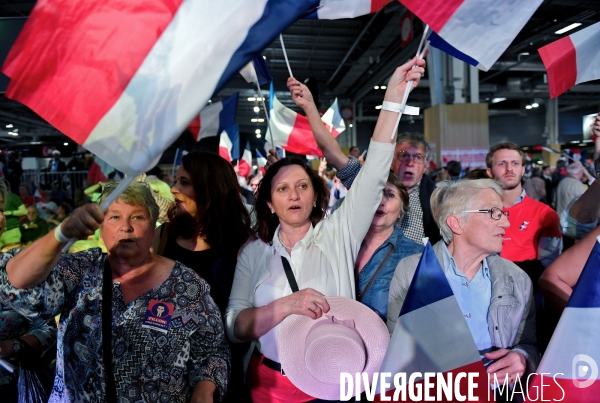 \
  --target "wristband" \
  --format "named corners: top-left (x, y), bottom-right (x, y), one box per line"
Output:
top-left (381, 101), bottom-right (420, 116)
top-left (54, 223), bottom-right (69, 243)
